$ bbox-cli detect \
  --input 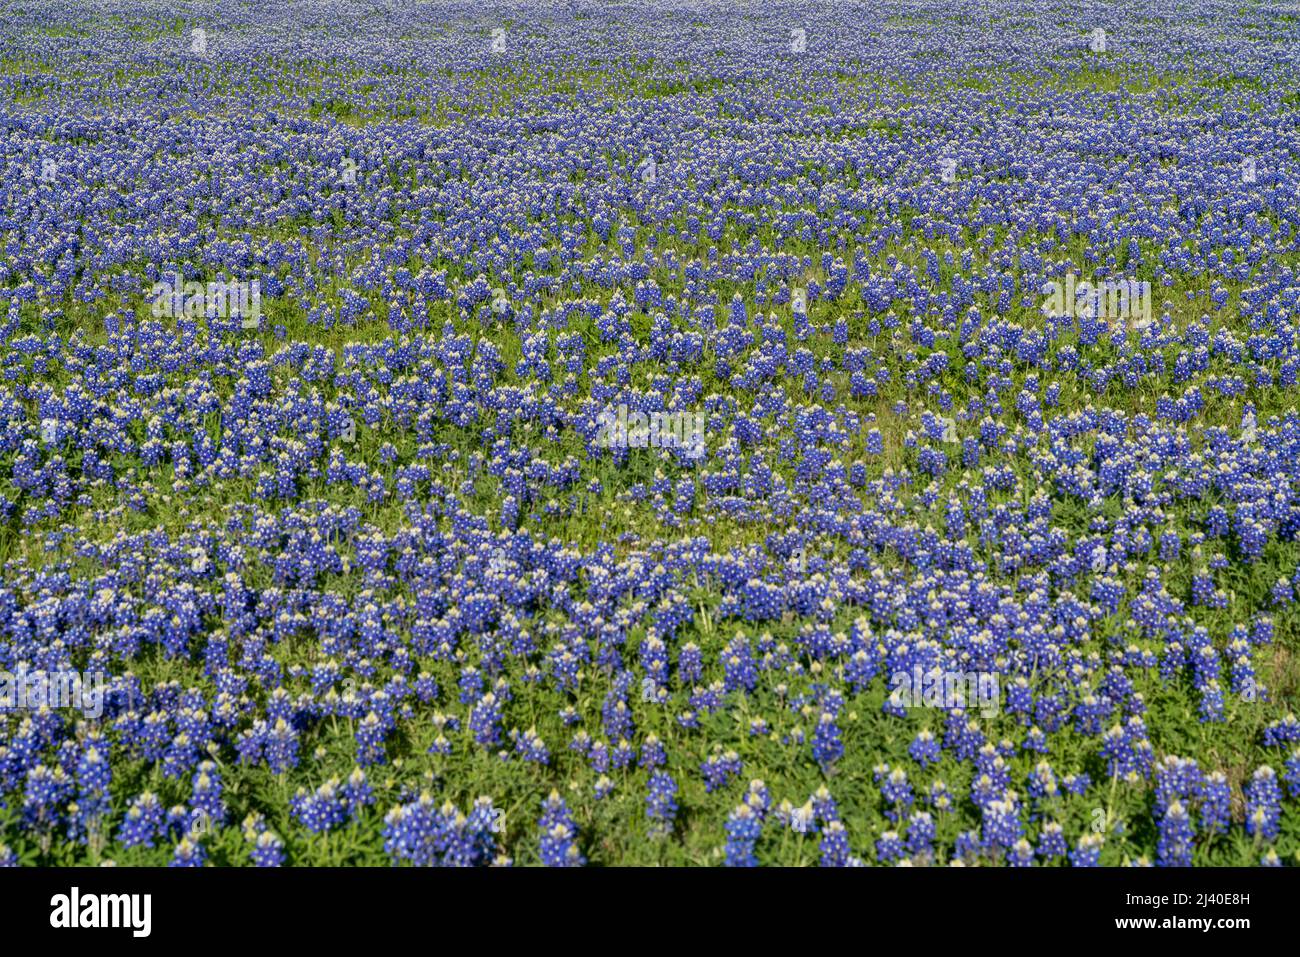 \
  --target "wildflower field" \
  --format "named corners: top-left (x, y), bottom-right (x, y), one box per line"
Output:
top-left (2, 0), bottom-right (1300, 868)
